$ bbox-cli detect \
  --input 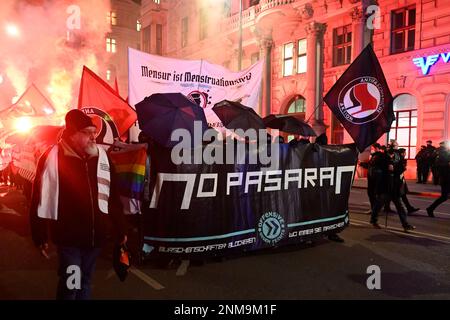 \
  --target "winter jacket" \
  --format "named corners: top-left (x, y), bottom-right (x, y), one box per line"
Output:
top-left (30, 139), bottom-right (127, 248)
